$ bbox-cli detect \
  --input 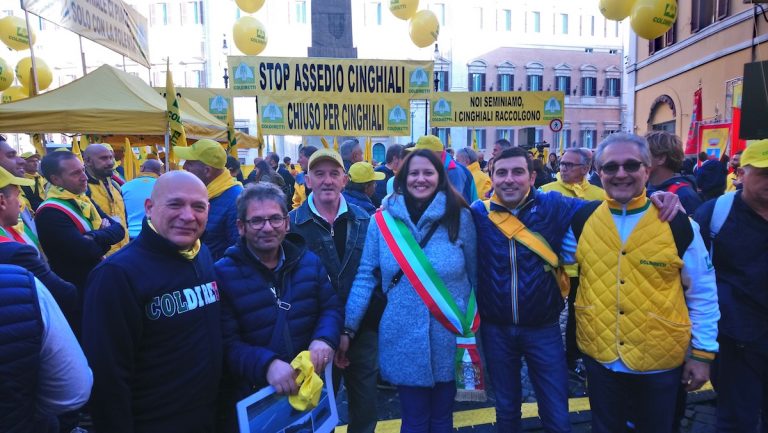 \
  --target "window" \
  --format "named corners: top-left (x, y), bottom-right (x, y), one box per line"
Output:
top-left (372, 143), bottom-right (386, 164)
top-left (581, 77), bottom-right (596, 96)
top-left (436, 128), bottom-right (450, 147)
top-left (366, 2), bottom-right (382, 26)
top-left (590, 15), bottom-right (595, 36)
top-left (468, 129), bottom-right (487, 149)
top-left (692, 0), bottom-right (729, 33)
top-left (498, 74), bottom-right (514, 91)
top-left (181, 1), bottom-right (203, 25)
top-left (527, 74), bottom-right (542, 91)
top-left (150, 3), bottom-right (168, 26)
top-left (501, 9), bottom-right (512, 31)
top-left (560, 14), bottom-right (568, 34)
top-left (564, 129), bottom-right (572, 148)
top-left (649, 21), bottom-right (676, 54)
top-left (473, 7), bottom-right (483, 29)
top-left (469, 73), bottom-right (486, 91)
top-left (497, 129), bottom-right (514, 143)
top-left (530, 11), bottom-right (540, 33)
top-left (615, 21), bottom-right (620, 37)
top-left (556, 75), bottom-right (571, 95)
top-left (432, 3), bottom-right (446, 26)
top-left (581, 129), bottom-right (597, 148)
top-left (535, 128), bottom-right (543, 144)
top-left (295, 0), bottom-right (307, 24)
top-left (606, 78), bottom-right (621, 97)
top-left (434, 70), bottom-right (450, 91)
